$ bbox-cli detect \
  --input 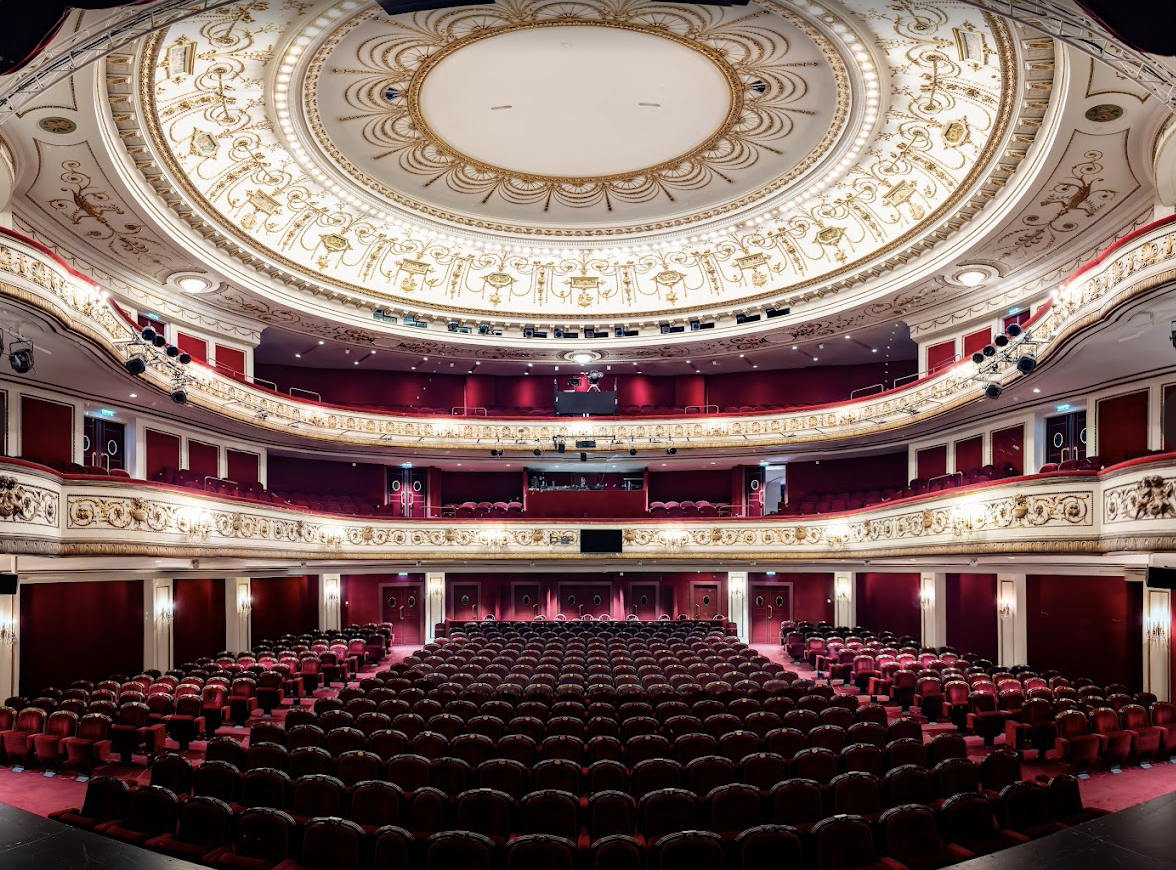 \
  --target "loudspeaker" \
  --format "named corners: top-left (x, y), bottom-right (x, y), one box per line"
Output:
top-left (0, 574), bottom-right (17, 595)
top-left (1147, 567), bottom-right (1176, 589)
